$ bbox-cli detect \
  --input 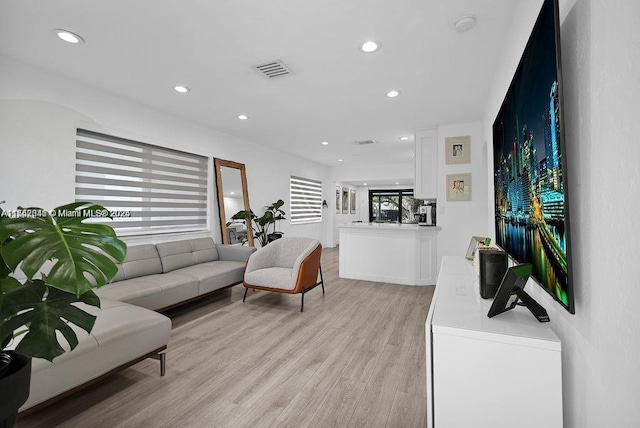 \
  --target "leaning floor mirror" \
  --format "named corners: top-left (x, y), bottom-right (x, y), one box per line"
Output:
top-left (214, 158), bottom-right (254, 246)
